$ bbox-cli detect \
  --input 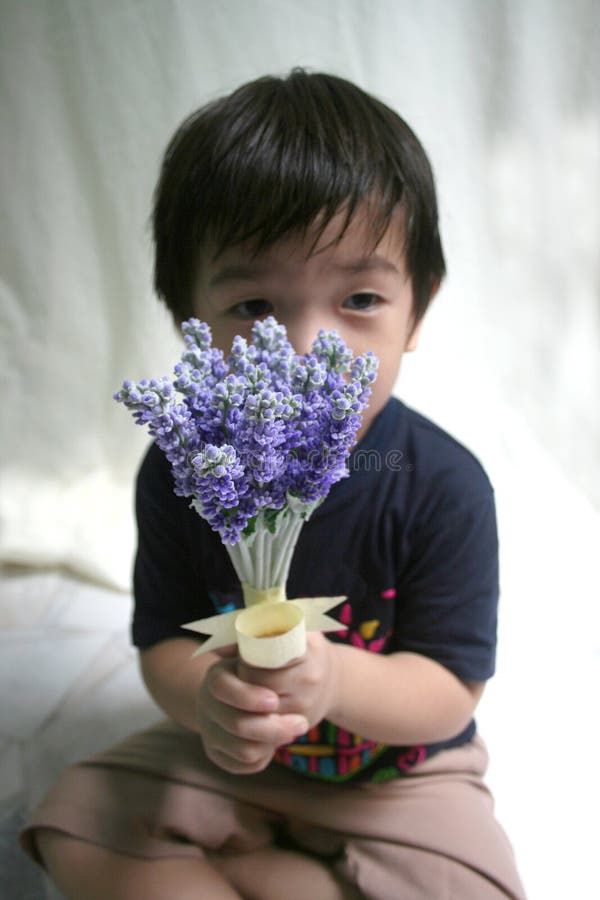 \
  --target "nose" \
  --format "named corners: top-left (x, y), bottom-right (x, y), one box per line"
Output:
top-left (284, 313), bottom-right (330, 357)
